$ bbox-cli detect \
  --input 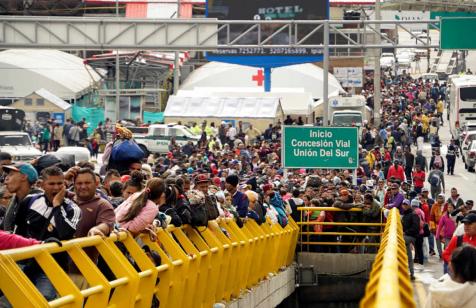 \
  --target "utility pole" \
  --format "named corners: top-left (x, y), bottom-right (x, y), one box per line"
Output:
top-left (373, 0), bottom-right (382, 128)
top-left (115, 0), bottom-right (120, 122)
top-left (323, 20), bottom-right (329, 127)
top-left (173, 0), bottom-right (181, 94)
